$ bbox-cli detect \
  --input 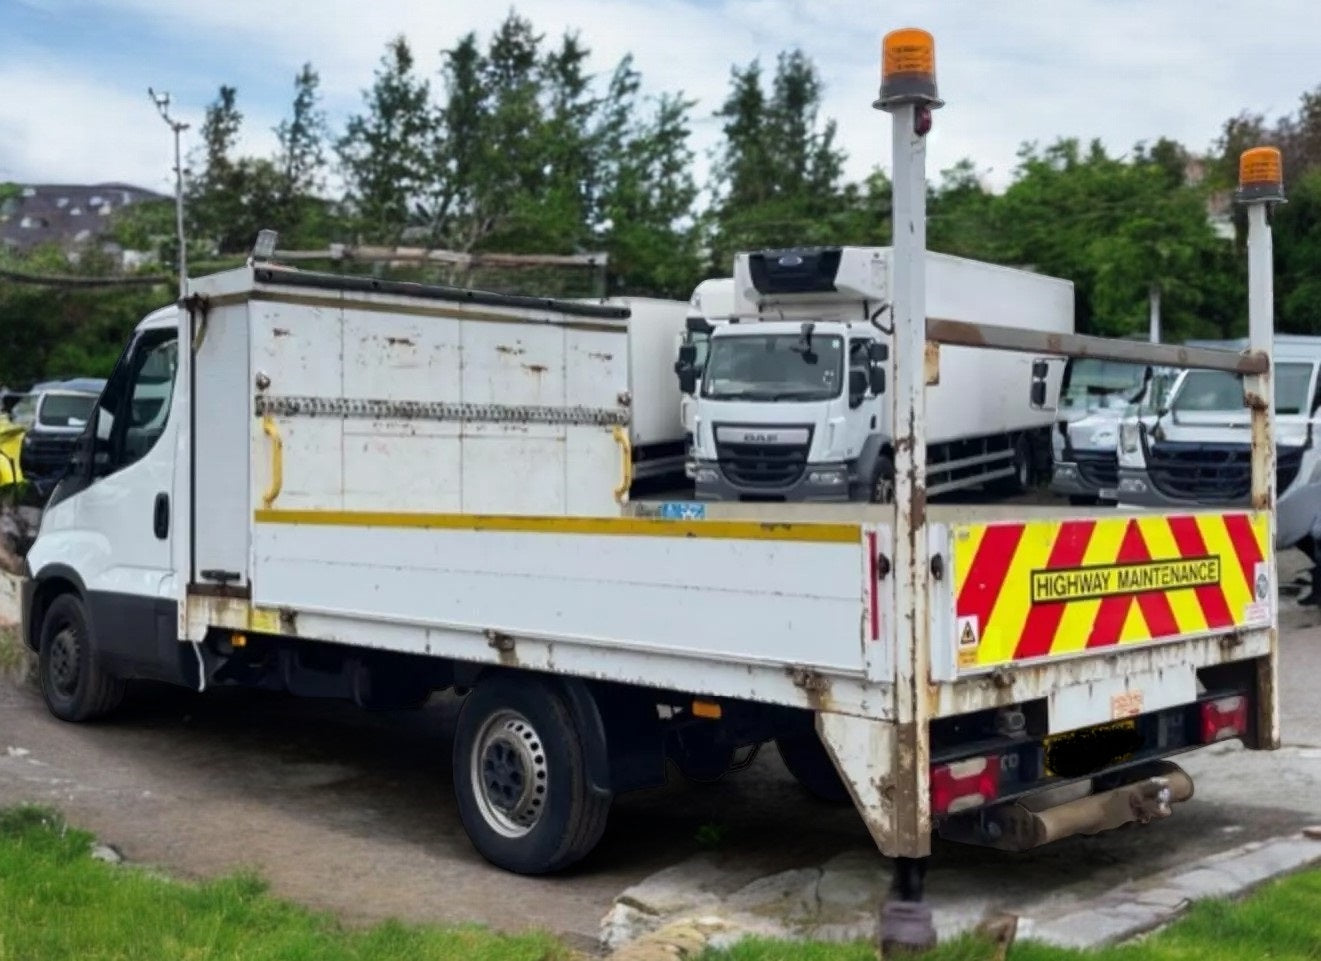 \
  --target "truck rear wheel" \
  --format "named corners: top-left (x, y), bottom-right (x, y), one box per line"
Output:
top-left (38, 594), bottom-right (125, 722)
top-left (868, 456), bottom-right (896, 504)
top-left (453, 674), bottom-right (612, 874)
top-left (989, 436), bottom-right (1032, 496)
top-left (775, 730), bottom-right (851, 803)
